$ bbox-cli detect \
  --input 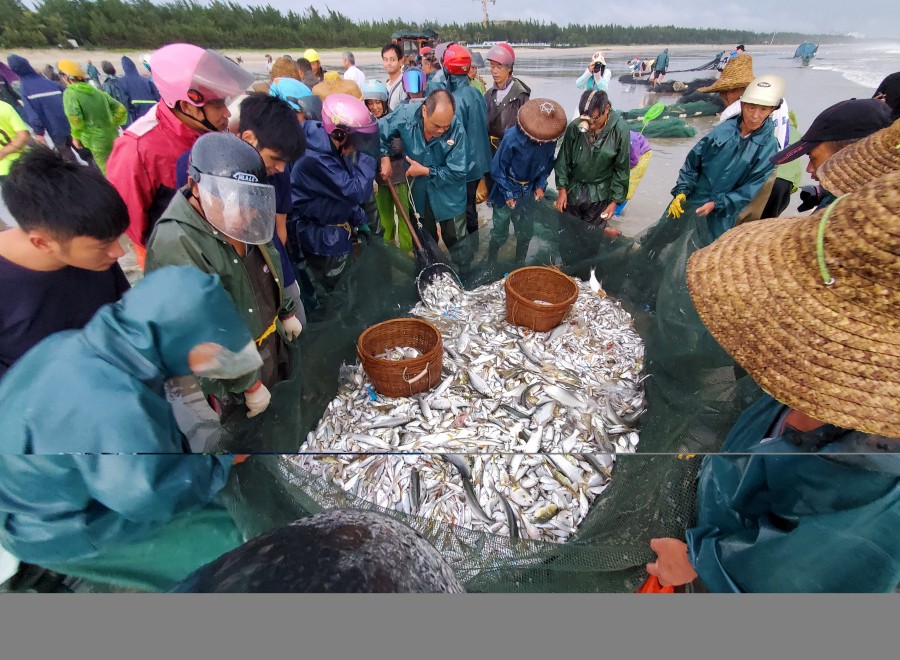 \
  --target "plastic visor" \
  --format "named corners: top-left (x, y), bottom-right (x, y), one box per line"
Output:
top-left (348, 130), bottom-right (380, 158)
top-left (197, 174), bottom-right (276, 245)
top-left (191, 340), bottom-right (263, 379)
top-left (190, 50), bottom-right (255, 104)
